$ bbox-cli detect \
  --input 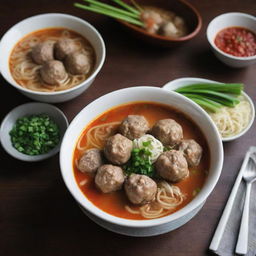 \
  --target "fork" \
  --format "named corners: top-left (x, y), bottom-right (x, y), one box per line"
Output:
top-left (235, 155), bottom-right (256, 255)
